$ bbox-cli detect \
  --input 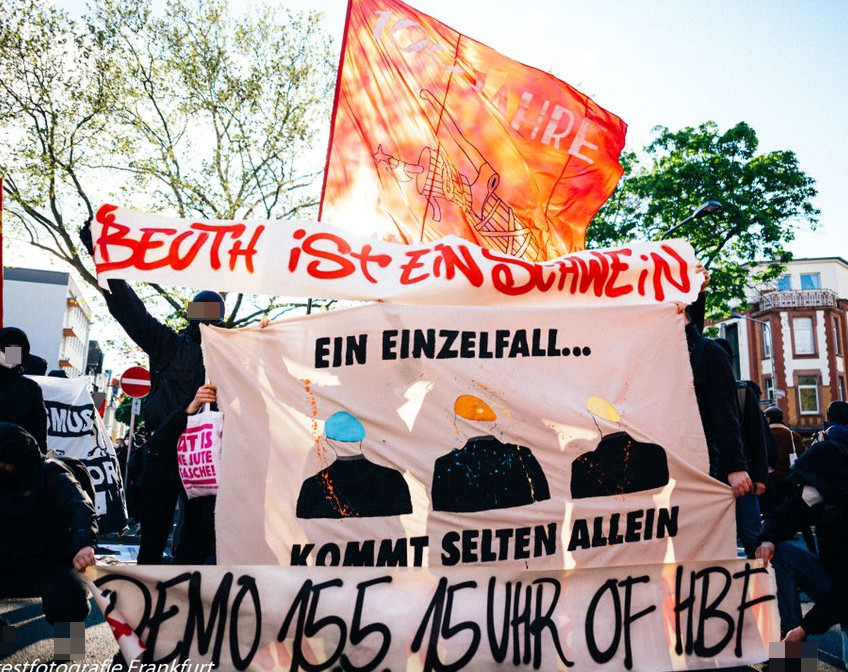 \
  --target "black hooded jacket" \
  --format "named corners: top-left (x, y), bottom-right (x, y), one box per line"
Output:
top-left (686, 323), bottom-right (748, 481)
top-left (0, 423), bottom-right (97, 568)
top-left (102, 280), bottom-right (208, 432)
top-left (0, 327), bottom-right (48, 452)
top-left (758, 431), bottom-right (848, 634)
